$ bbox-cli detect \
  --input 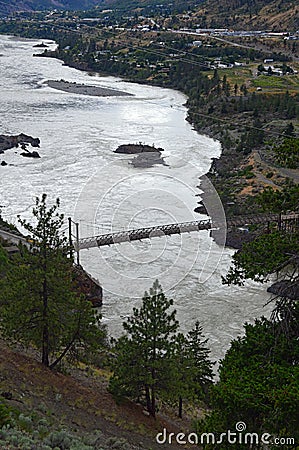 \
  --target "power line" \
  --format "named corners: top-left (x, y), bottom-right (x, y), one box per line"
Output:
top-left (25, 20), bottom-right (299, 138)
top-left (35, 21), bottom-right (212, 69)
